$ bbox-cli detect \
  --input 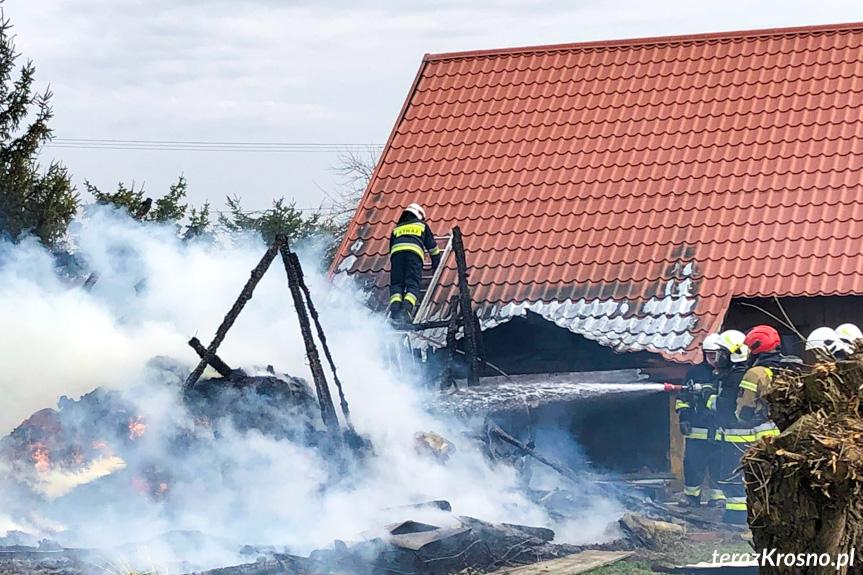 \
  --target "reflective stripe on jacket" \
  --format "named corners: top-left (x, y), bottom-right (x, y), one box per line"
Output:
top-left (390, 217), bottom-right (440, 260)
top-left (722, 421), bottom-right (779, 443)
top-left (736, 366), bottom-right (773, 424)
